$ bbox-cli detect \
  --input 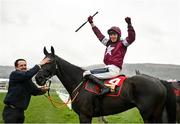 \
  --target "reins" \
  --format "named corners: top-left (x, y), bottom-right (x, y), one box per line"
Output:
top-left (44, 79), bottom-right (81, 109)
top-left (43, 59), bottom-right (83, 109)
